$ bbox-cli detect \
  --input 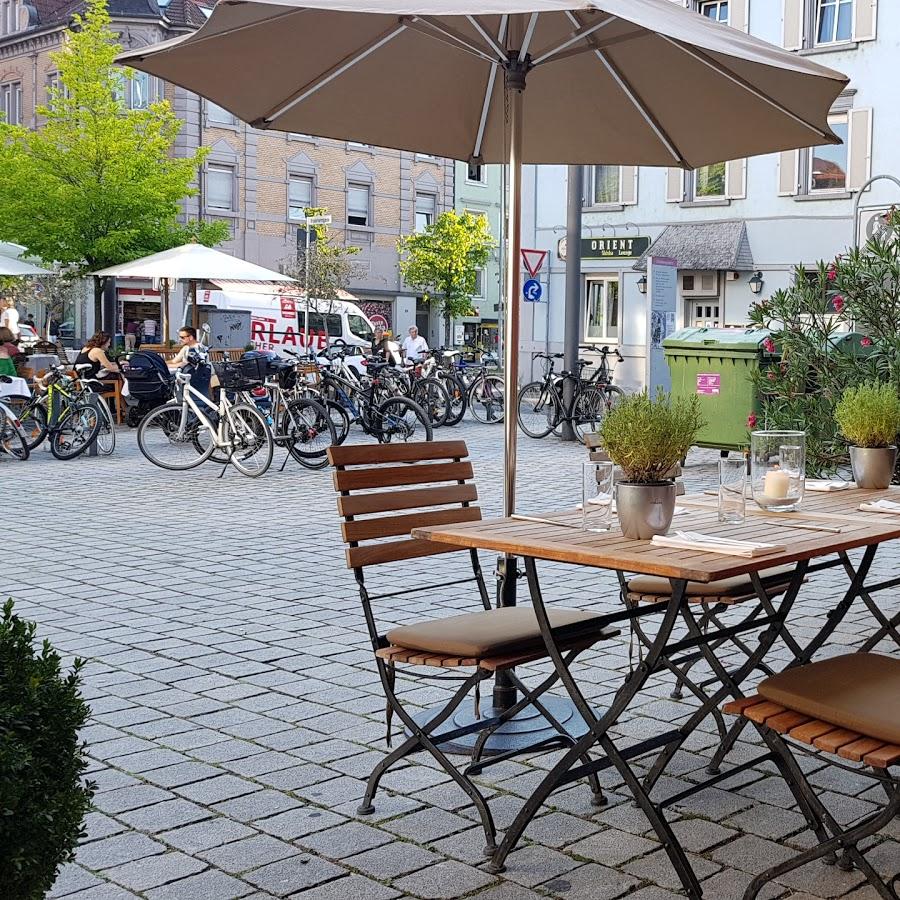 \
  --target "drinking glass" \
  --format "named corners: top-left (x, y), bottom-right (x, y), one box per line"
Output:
top-left (750, 430), bottom-right (806, 512)
top-left (718, 457), bottom-right (746, 524)
top-left (583, 461), bottom-right (615, 532)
